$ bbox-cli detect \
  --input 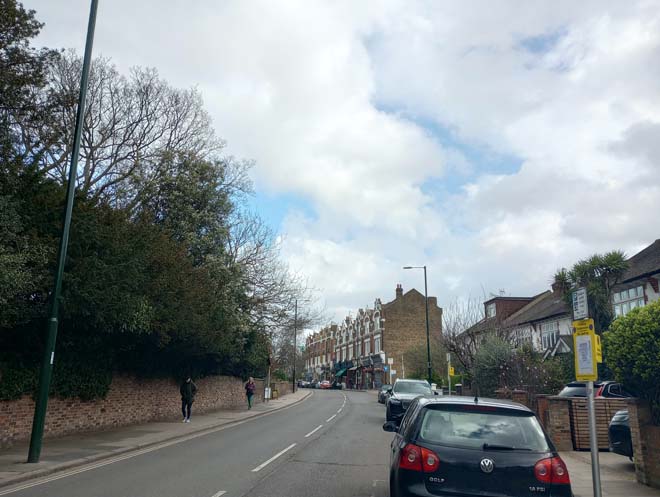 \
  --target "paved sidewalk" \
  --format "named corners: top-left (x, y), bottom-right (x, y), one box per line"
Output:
top-left (0, 389), bottom-right (312, 490)
top-left (562, 451), bottom-right (660, 497)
